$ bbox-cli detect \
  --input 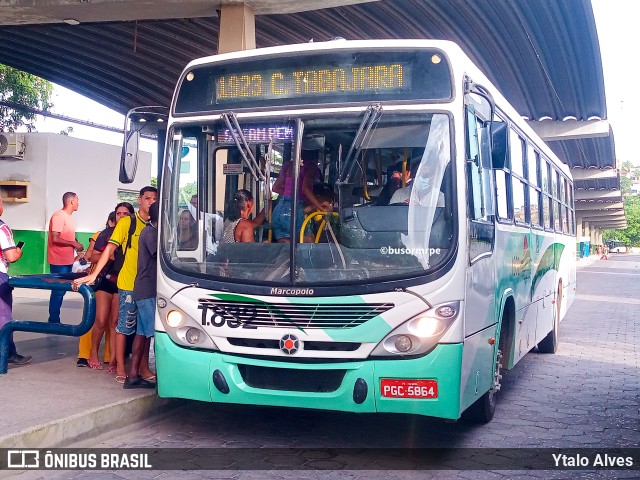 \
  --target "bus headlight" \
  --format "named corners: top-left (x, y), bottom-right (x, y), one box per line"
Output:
top-left (166, 309), bottom-right (185, 328)
top-left (370, 301), bottom-right (460, 357)
top-left (185, 328), bottom-right (202, 344)
top-left (409, 317), bottom-right (446, 337)
top-left (394, 335), bottom-right (412, 352)
top-left (159, 300), bottom-right (219, 351)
